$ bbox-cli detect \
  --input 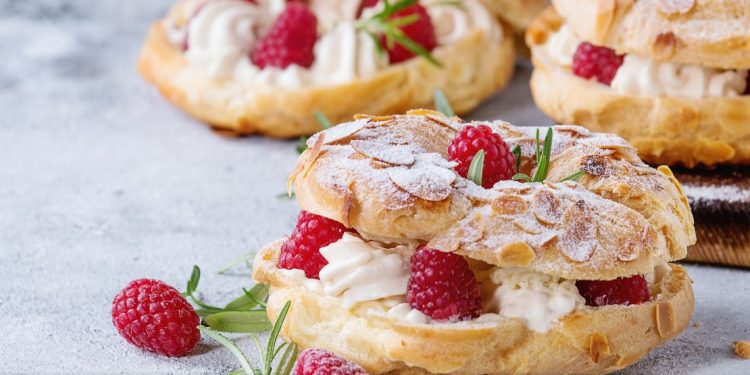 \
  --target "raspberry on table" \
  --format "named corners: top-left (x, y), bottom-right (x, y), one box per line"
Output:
top-left (406, 246), bottom-right (482, 321)
top-left (111, 279), bottom-right (200, 357)
top-left (448, 124), bottom-right (516, 188)
top-left (381, 4), bottom-right (437, 64)
top-left (278, 210), bottom-right (348, 279)
top-left (575, 275), bottom-right (650, 307)
top-left (252, 3), bottom-right (318, 69)
top-left (294, 348), bottom-right (367, 375)
top-left (572, 42), bottom-right (624, 85)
